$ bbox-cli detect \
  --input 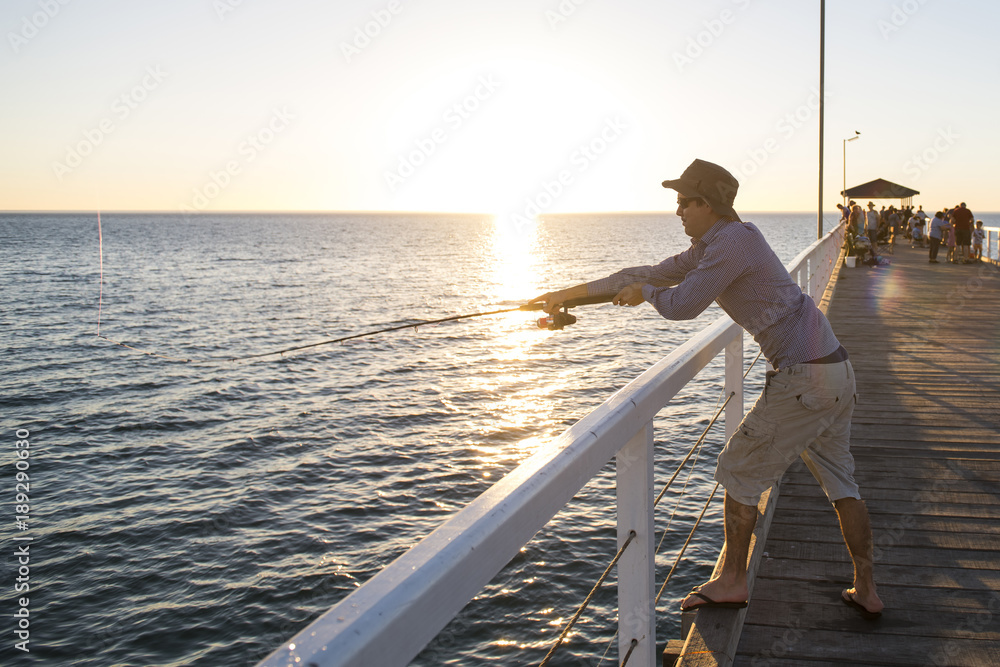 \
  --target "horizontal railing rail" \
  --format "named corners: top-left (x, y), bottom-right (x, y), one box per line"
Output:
top-left (259, 222), bottom-right (847, 667)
